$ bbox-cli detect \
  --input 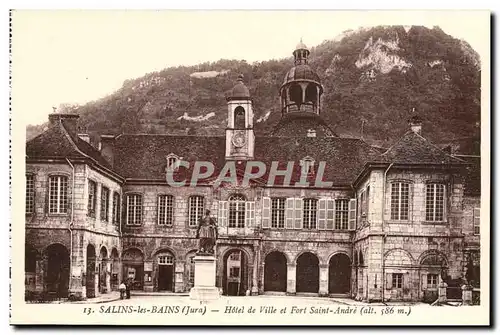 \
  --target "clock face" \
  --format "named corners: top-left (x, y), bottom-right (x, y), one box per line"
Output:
top-left (232, 132), bottom-right (246, 148)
